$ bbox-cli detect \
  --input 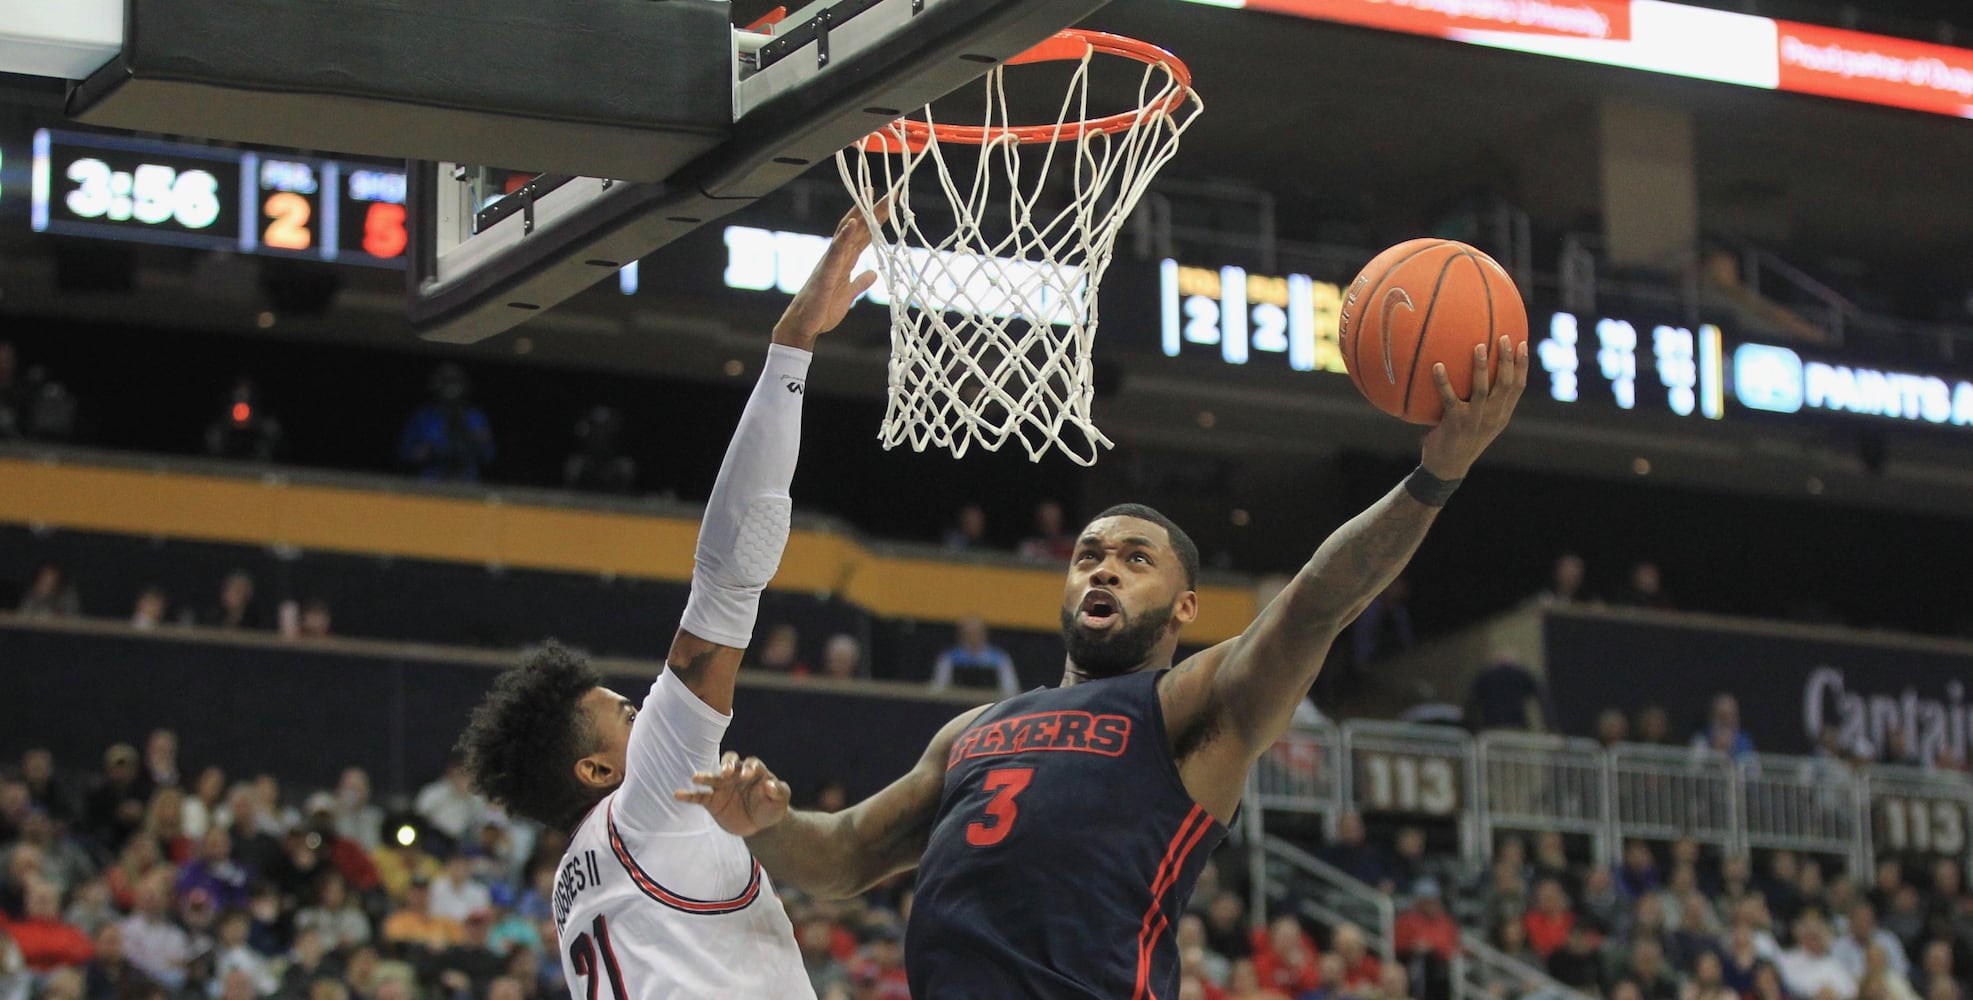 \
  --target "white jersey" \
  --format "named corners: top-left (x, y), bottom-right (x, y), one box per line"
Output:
top-left (553, 668), bottom-right (814, 1000)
